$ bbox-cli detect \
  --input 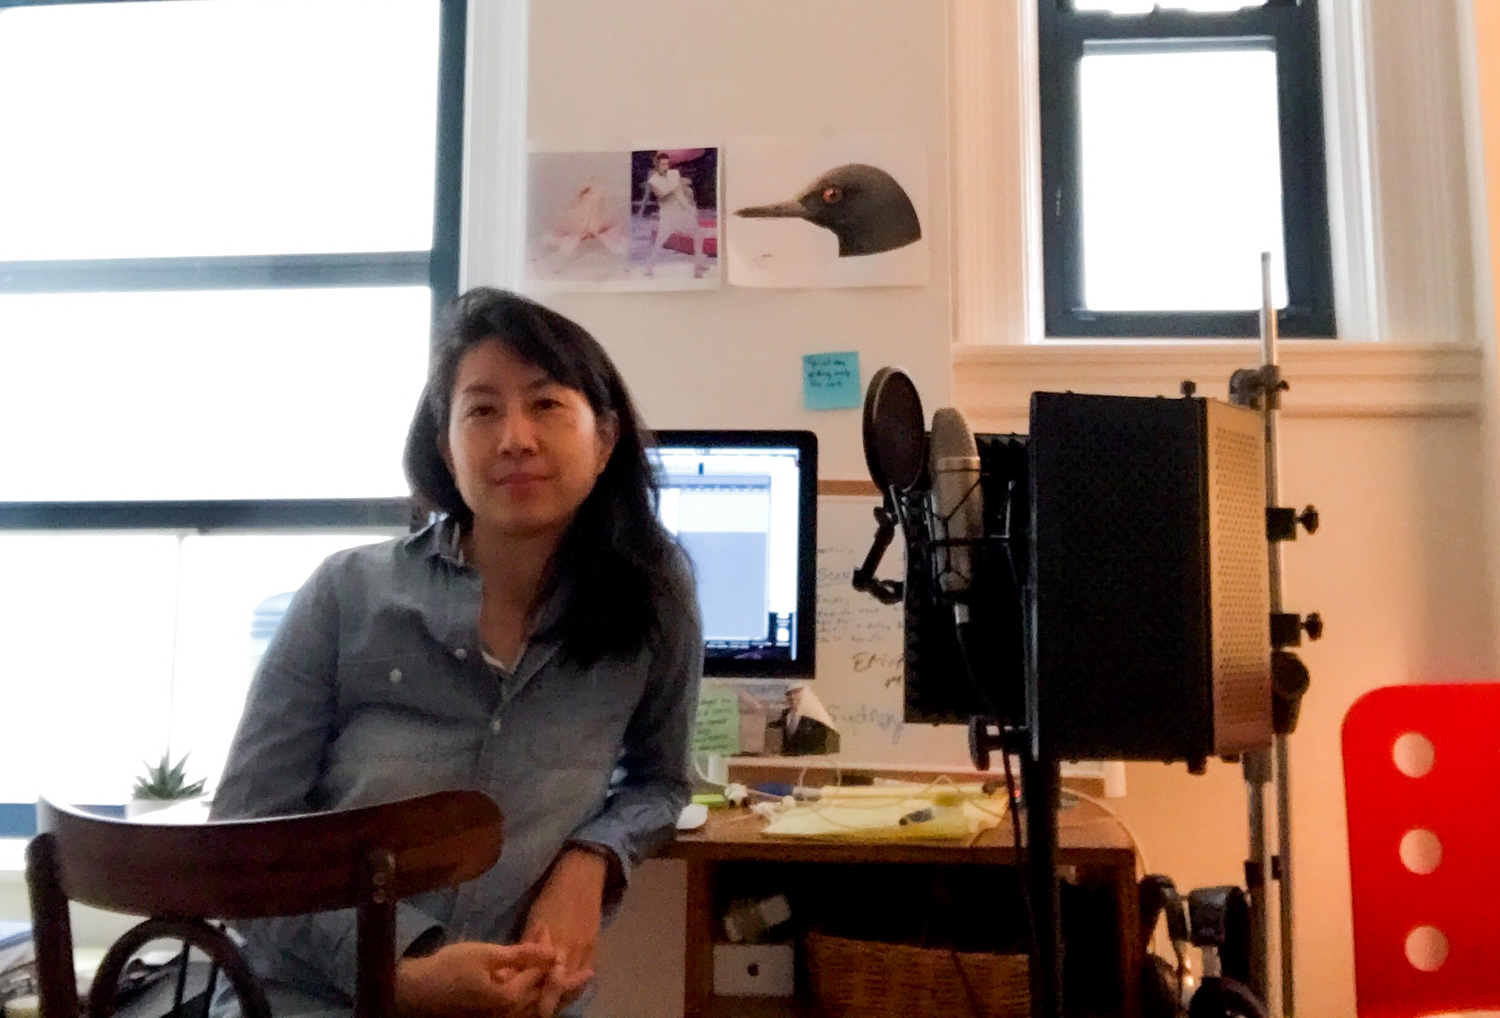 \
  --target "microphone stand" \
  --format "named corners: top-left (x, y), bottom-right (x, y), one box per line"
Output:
top-left (1019, 746), bottom-right (1064, 1018)
top-left (1227, 253), bottom-right (1319, 1018)
top-left (971, 718), bottom-right (1063, 1018)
